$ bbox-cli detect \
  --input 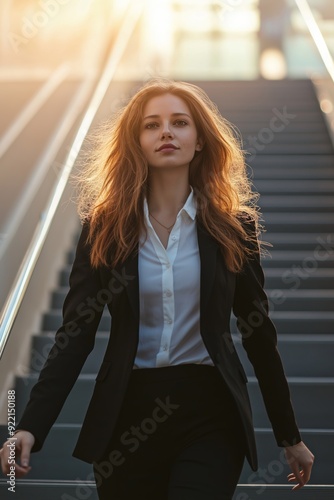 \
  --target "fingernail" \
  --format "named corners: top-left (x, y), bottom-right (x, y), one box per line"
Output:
top-left (22, 460), bottom-right (28, 467)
